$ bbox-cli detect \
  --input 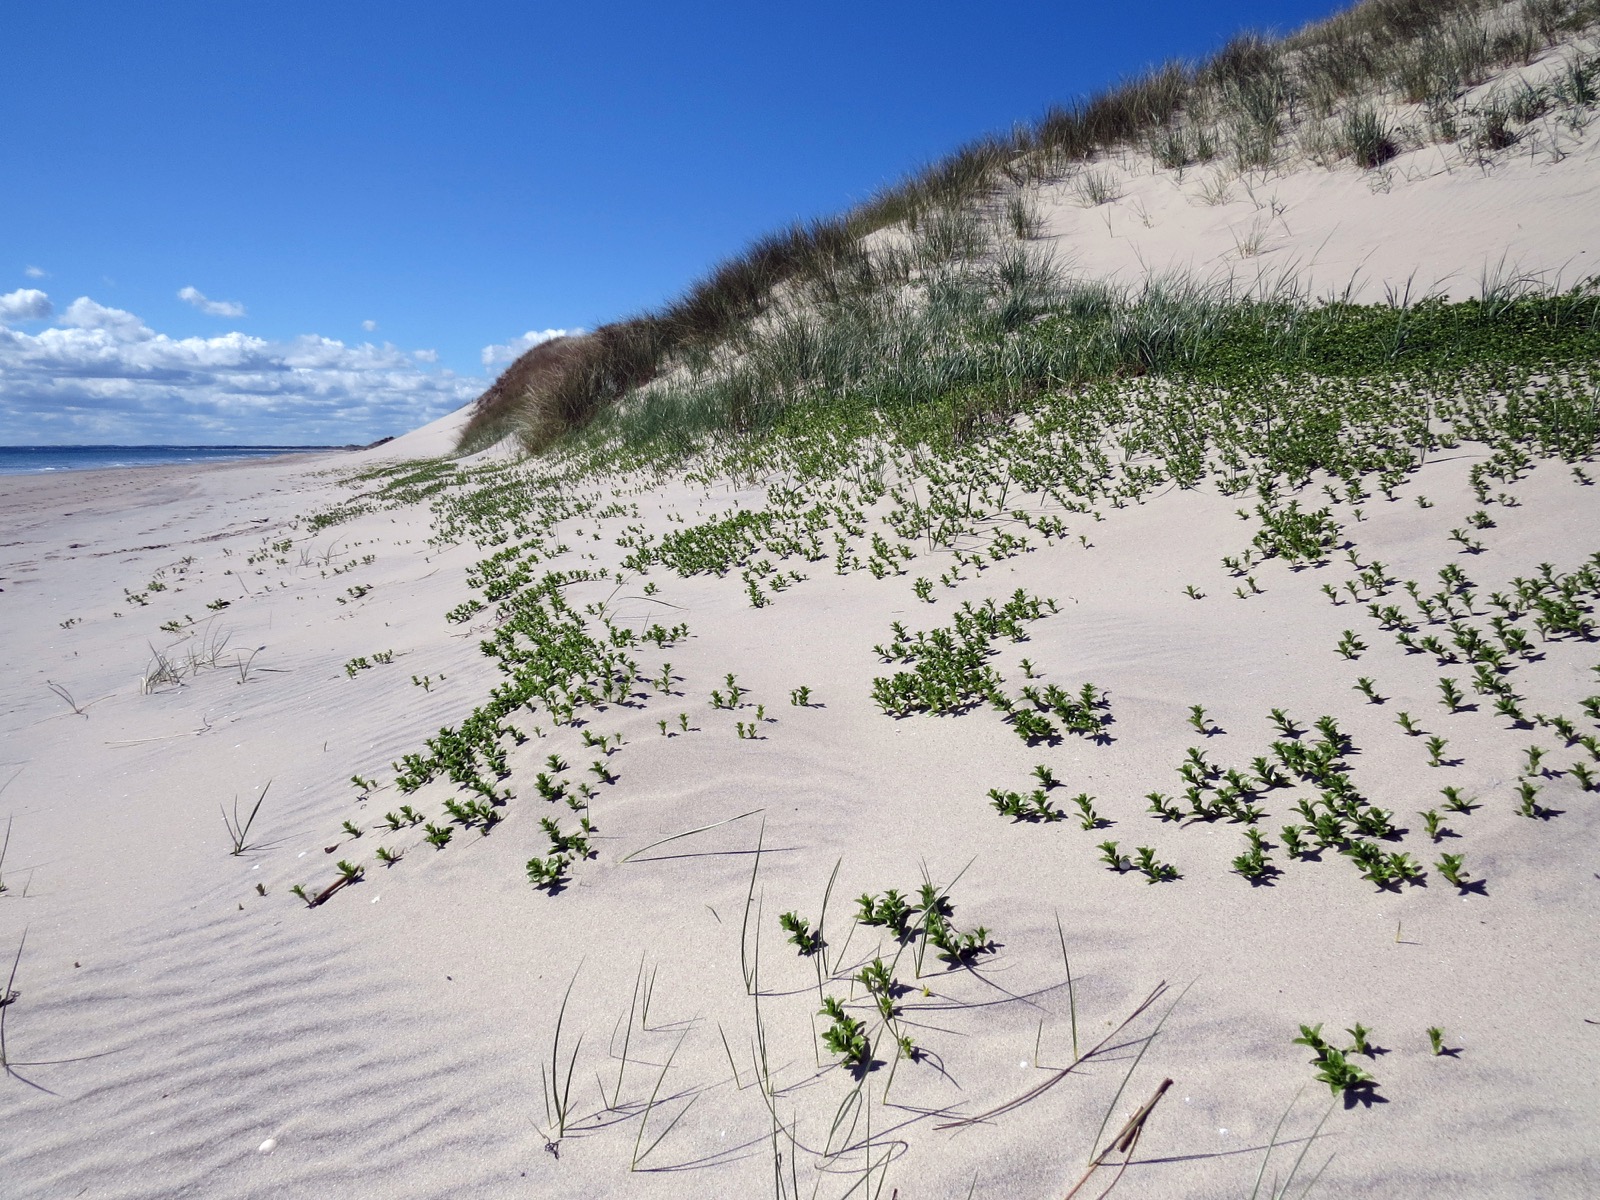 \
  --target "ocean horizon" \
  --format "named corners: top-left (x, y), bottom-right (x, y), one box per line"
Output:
top-left (0, 444), bottom-right (347, 476)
